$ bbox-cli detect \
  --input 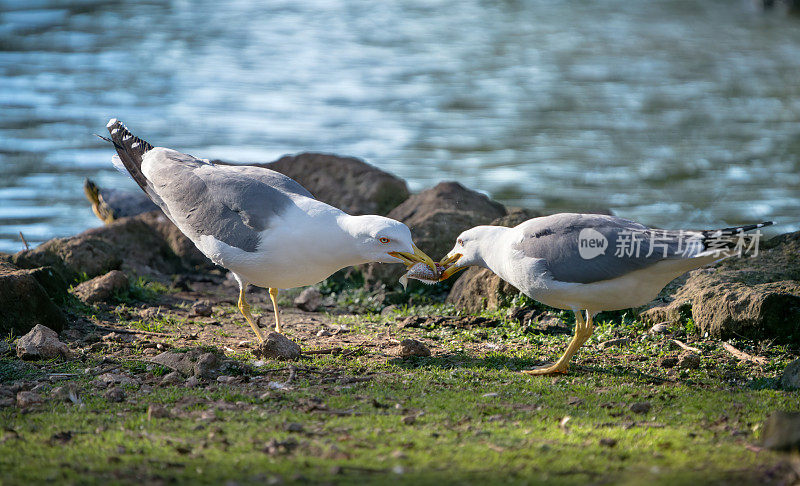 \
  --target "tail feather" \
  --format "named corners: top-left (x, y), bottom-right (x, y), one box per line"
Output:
top-left (702, 221), bottom-right (773, 239)
top-left (103, 119), bottom-right (154, 194)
